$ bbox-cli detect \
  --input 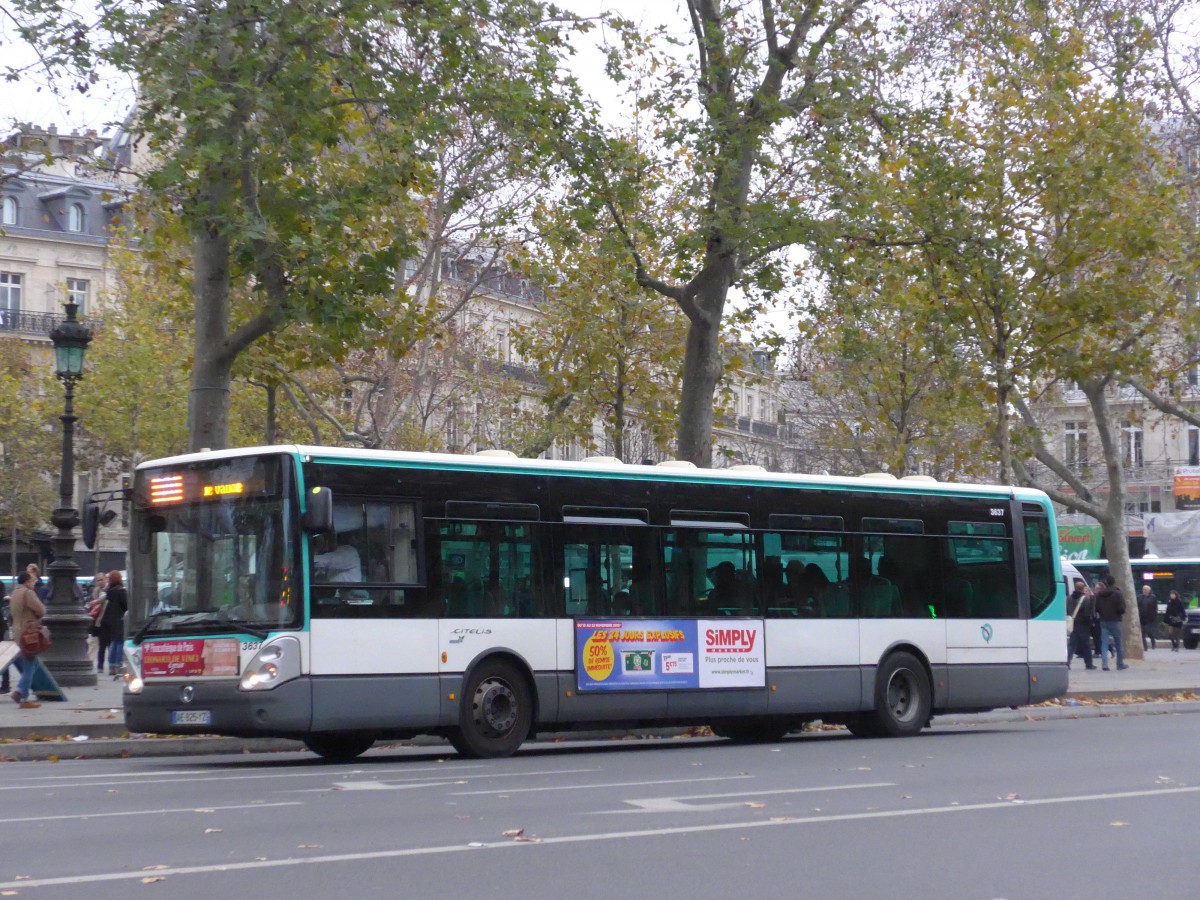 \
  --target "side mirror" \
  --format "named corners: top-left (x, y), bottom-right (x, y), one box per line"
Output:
top-left (82, 502), bottom-right (118, 549)
top-left (302, 486), bottom-right (334, 533)
top-left (82, 500), bottom-right (99, 549)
